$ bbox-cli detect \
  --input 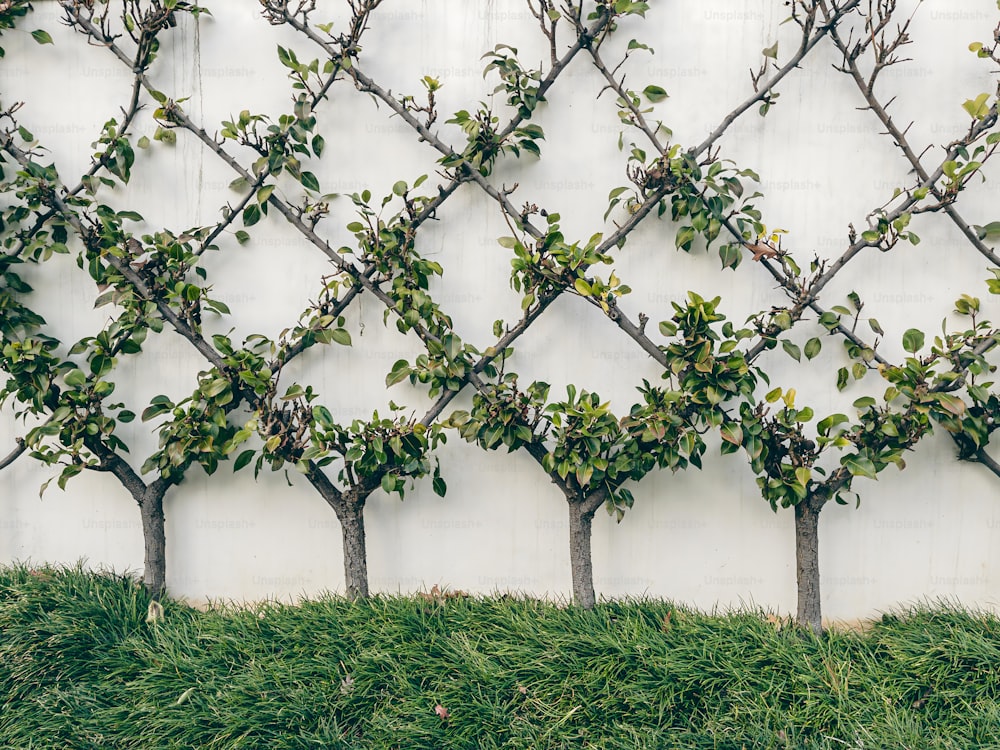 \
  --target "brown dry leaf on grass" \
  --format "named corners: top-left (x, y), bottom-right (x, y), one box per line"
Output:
top-left (418, 584), bottom-right (469, 603)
